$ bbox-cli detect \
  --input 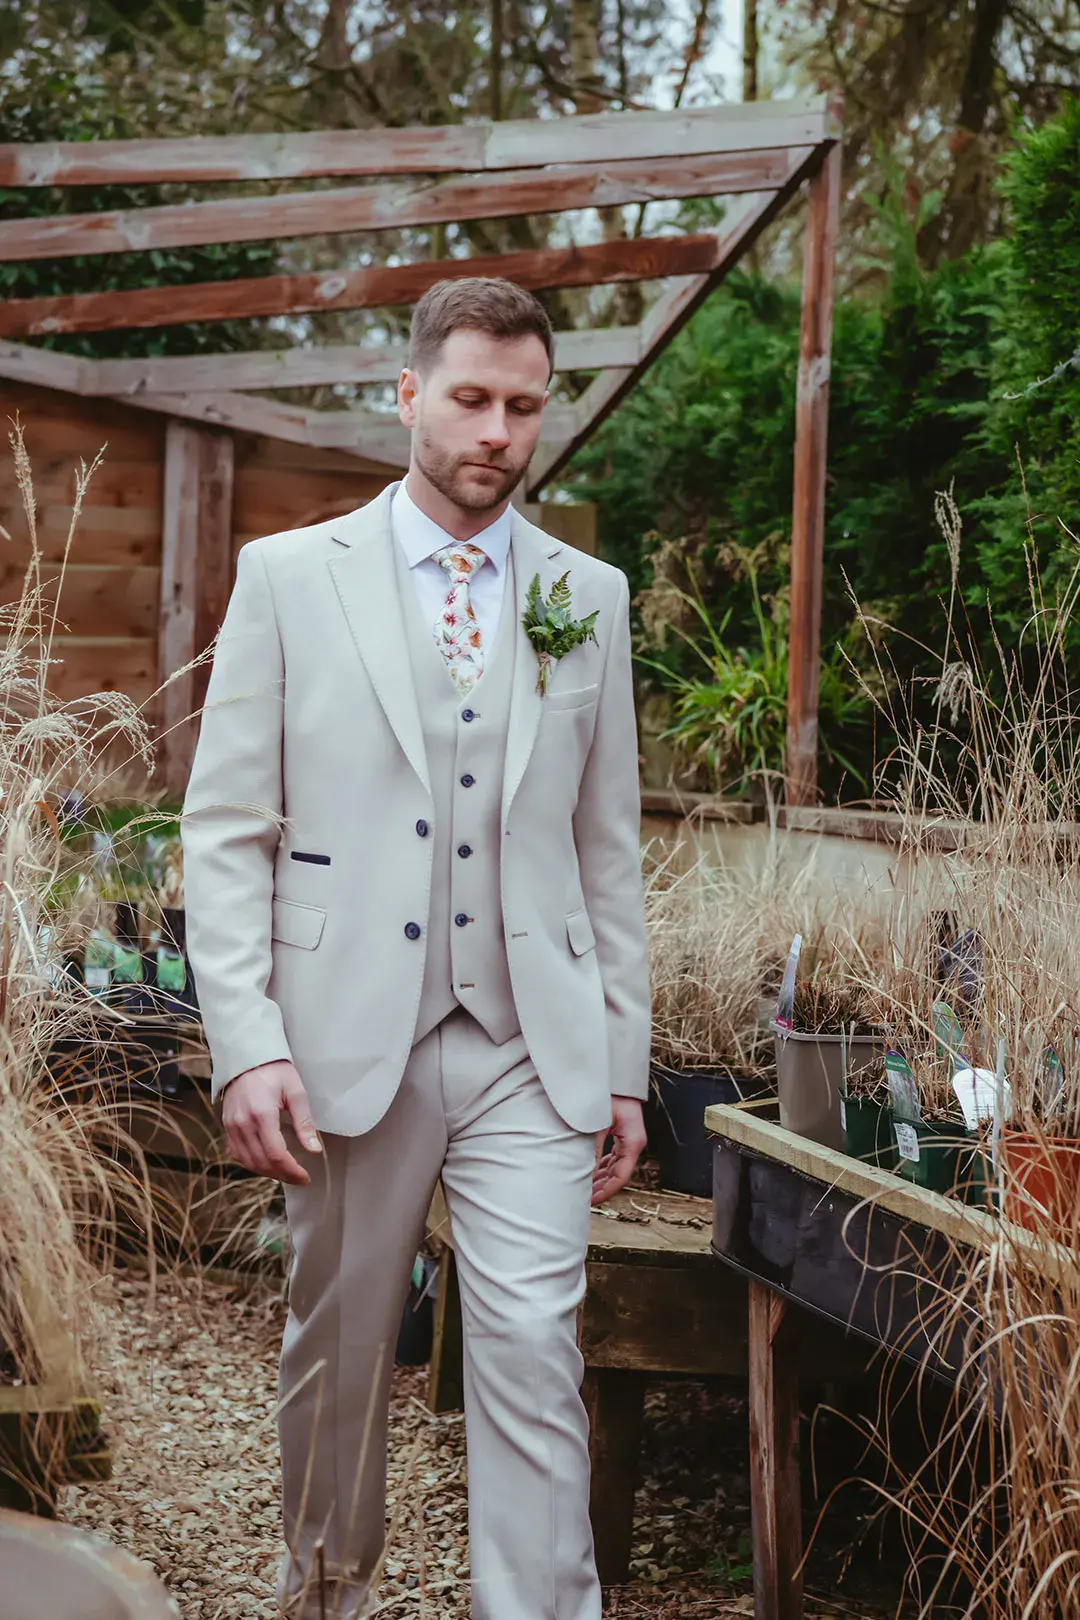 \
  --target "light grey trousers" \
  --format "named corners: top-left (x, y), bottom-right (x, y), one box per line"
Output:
top-left (276, 1007), bottom-right (601, 1620)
